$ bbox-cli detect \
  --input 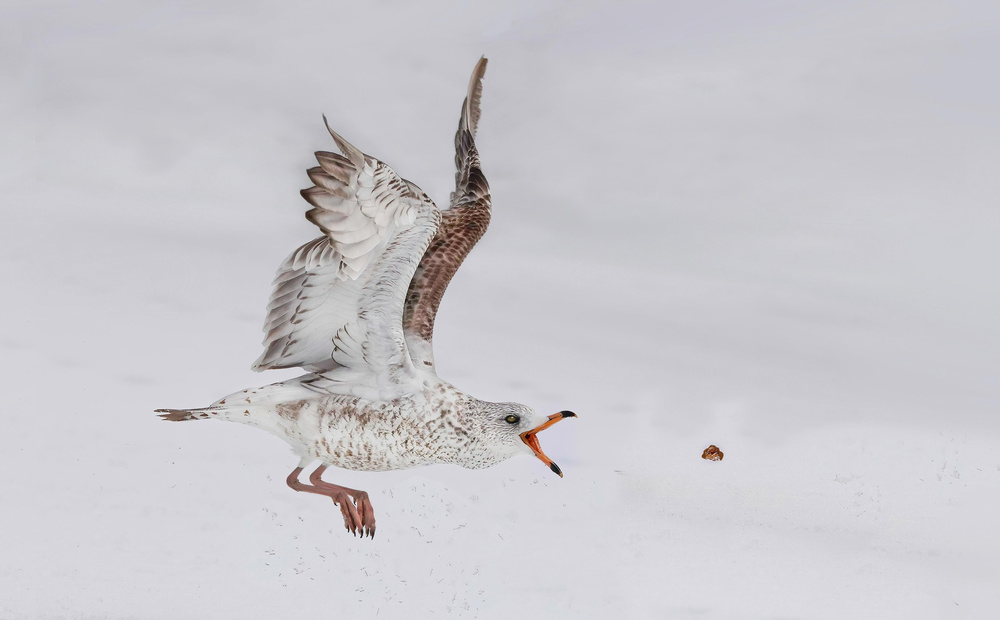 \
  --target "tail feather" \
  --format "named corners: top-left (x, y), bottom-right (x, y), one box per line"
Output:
top-left (155, 407), bottom-right (216, 421)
